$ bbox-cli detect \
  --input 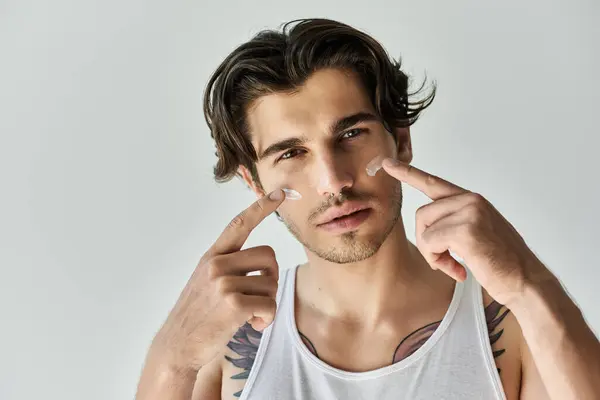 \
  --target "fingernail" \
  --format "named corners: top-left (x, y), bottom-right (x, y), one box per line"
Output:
top-left (269, 189), bottom-right (284, 200)
top-left (282, 188), bottom-right (302, 200)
